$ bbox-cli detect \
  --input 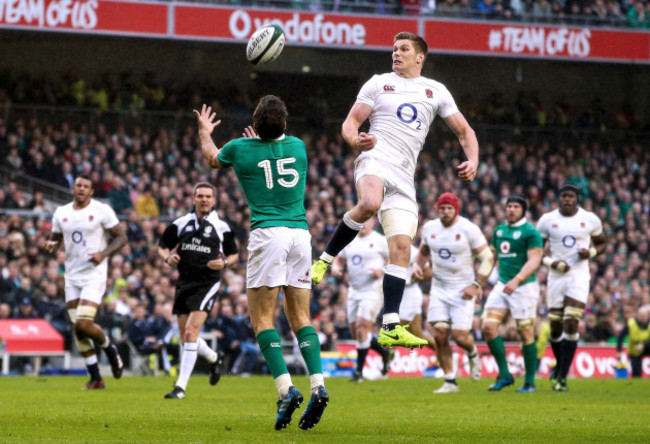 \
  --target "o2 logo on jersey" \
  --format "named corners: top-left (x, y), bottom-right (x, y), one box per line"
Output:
top-left (562, 235), bottom-right (577, 248)
top-left (351, 254), bottom-right (363, 266)
top-left (396, 103), bottom-right (422, 130)
top-left (500, 241), bottom-right (510, 253)
top-left (72, 231), bottom-right (83, 244)
top-left (438, 248), bottom-right (452, 260)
